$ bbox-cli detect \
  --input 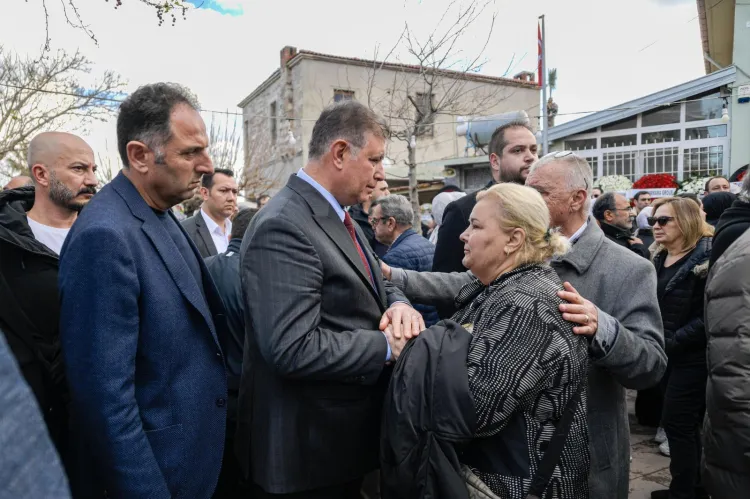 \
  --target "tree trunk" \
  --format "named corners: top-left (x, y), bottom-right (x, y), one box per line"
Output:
top-left (407, 145), bottom-right (421, 230)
